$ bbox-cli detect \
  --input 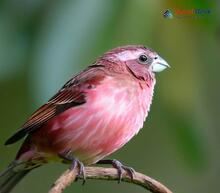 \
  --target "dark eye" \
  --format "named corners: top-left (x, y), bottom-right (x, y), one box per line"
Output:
top-left (138, 54), bottom-right (148, 64)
